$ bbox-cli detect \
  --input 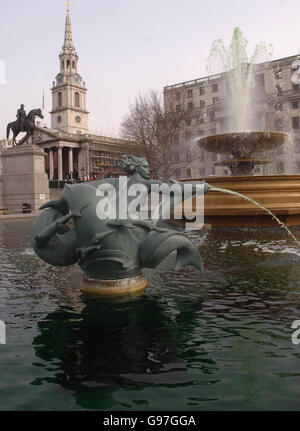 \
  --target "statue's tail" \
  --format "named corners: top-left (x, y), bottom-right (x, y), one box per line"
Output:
top-left (138, 231), bottom-right (203, 271)
top-left (6, 123), bottom-right (10, 140)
